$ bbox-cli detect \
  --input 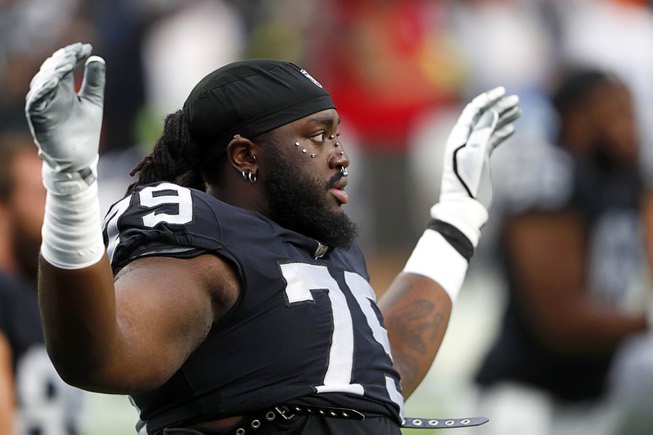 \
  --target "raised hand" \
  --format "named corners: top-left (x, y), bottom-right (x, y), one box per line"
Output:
top-left (432, 87), bottom-right (521, 247)
top-left (25, 42), bottom-right (106, 179)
